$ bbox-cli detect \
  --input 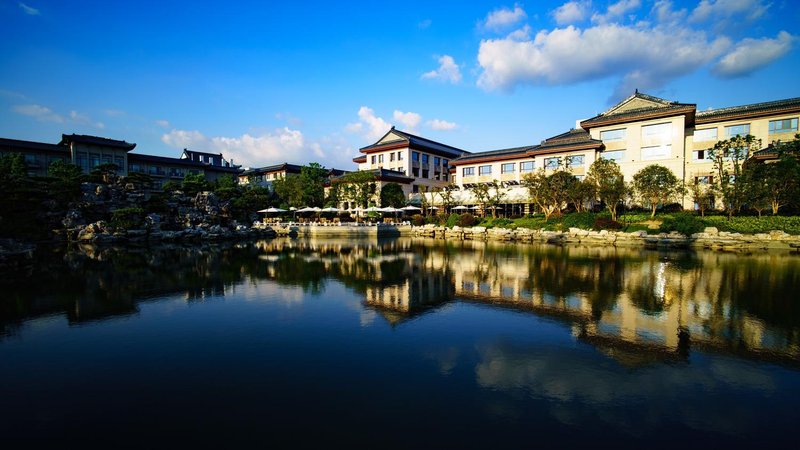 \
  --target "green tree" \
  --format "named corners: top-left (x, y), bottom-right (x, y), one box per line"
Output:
top-left (380, 182), bottom-right (406, 208)
top-left (586, 158), bottom-right (626, 221)
top-left (487, 180), bottom-right (506, 218)
top-left (182, 172), bottom-right (209, 196)
top-left (632, 164), bottom-right (684, 218)
top-left (744, 155), bottom-right (799, 215)
top-left (470, 183), bottom-right (491, 217)
top-left (336, 170), bottom-right (377, 208)
top-left (273, 174), bottom-right (304, 208)
top-left (47, 160), bottom-right (83, 203)
top-left (687, 178), bottom-right (714, 217)
top-left (0, 153), bottom-right (28, 187)
top-left (567, 177), bottom-right (595, 212)
top-left (90, 163), bottom-right (119, 183)
top-left (708, 134), bottom-right (762, 217)
top-left (300, 162), bottom-right (328, 207)
top-left (521, 169), bottom-right (575, 221)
